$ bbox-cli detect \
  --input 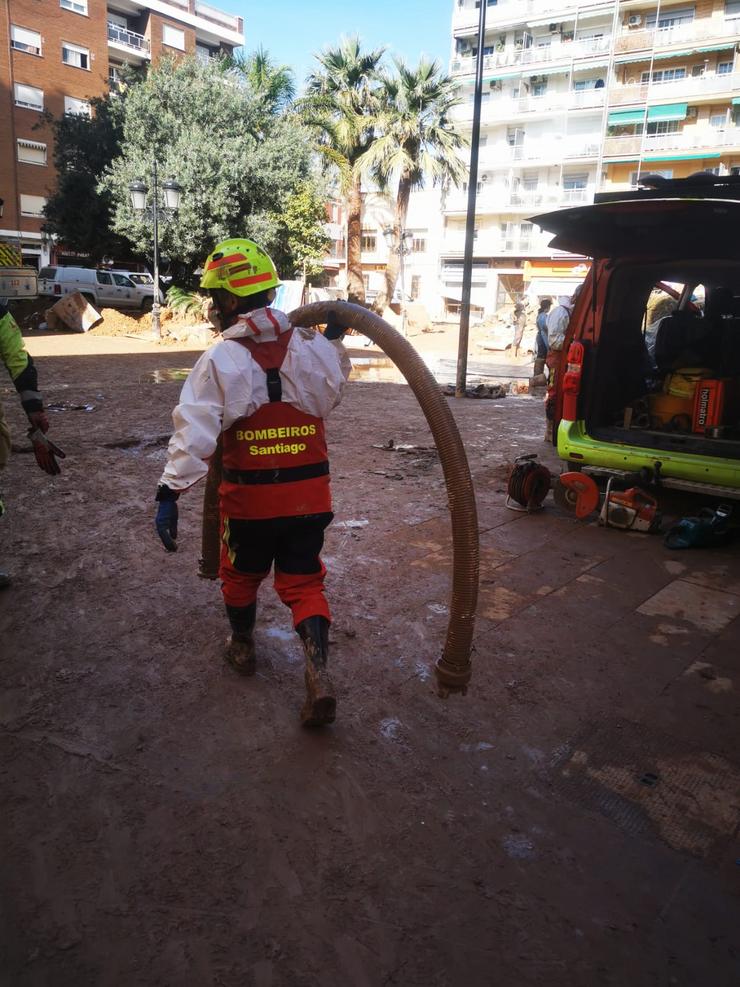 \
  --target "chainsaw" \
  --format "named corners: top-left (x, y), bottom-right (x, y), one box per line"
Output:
top-left (553, 472), bottom-right (661, 533)
top-left (600, 477), bottom-right (661, 532)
